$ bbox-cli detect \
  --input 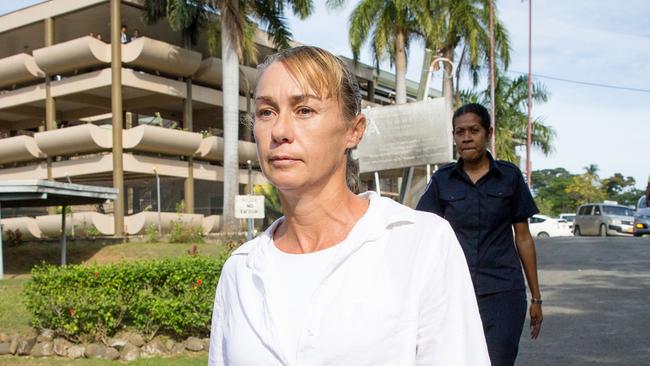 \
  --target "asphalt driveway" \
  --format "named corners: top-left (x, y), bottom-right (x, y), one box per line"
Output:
top-left (517, 236), bottom-right (650, 365)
